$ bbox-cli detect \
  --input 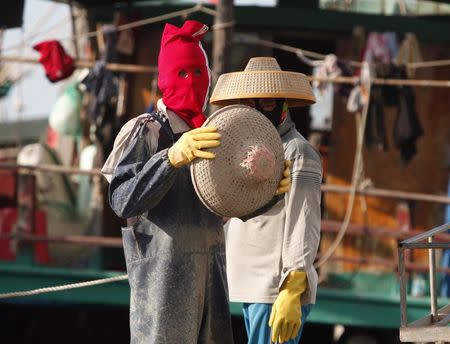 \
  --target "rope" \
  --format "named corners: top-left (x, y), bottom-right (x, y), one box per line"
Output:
top-left (2, 4), bottom-right (449, 71)
top-left (2, 55), bottom-right (450, 87)
top-left (0, 162), bottom-right (102, 176)
top-left (1, 4), bottom-right (216, 53)
top-left (0, 232), bottom-right (123, 248)
top-left (0, 274), bottom-right (128, 300)
top-left (1, 163), bottom-right (450, 204)
top-left (315, 62), bottom-right (372, 270)
top-left (43, 4), bottom-right (215, 43)
top-left (242, 37), bottom-right (450, 70)
top-left (408, 59), bottom-right (450, 69)
top-left (211, 21), bottom-right (235, 31)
